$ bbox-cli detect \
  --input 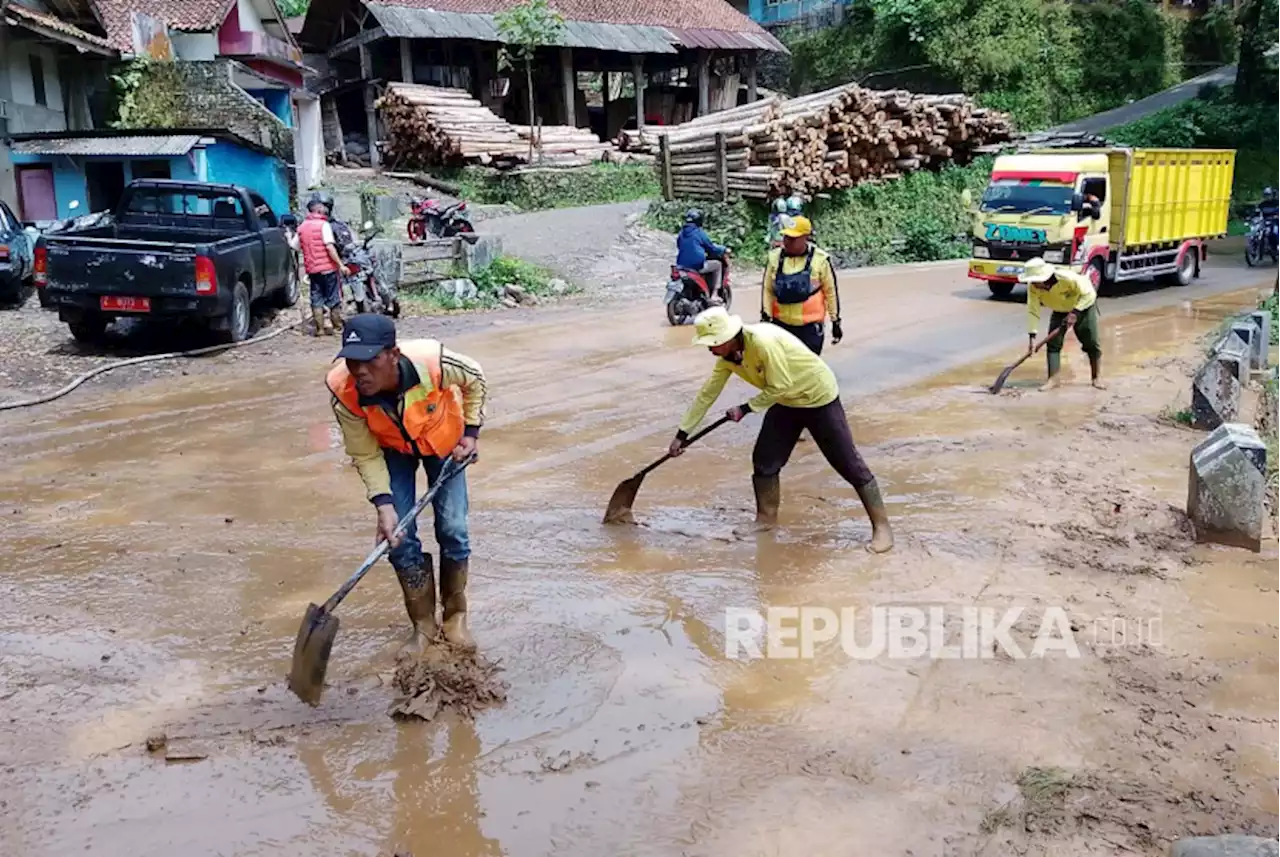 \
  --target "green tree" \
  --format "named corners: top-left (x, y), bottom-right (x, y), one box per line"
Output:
top-left (1235, 0), bottom-right (1279, 103)
top-left (495, 0), bottom-right (566, 162)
